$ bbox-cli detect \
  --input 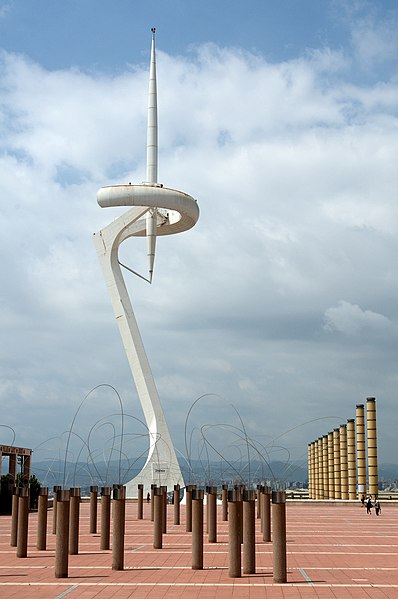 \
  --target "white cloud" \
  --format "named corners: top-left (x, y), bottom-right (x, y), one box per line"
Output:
top-left (323, 300), bottom-right (392, 336)
top-left (1, 36), bottom-right (398, 465)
